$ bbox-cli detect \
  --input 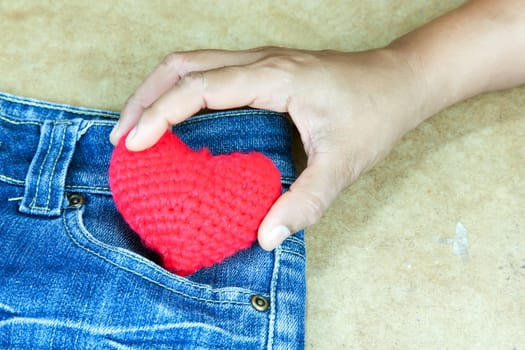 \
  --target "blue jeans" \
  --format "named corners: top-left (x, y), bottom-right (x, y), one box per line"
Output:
top-left (0, 91), bottom-right (305, 349)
